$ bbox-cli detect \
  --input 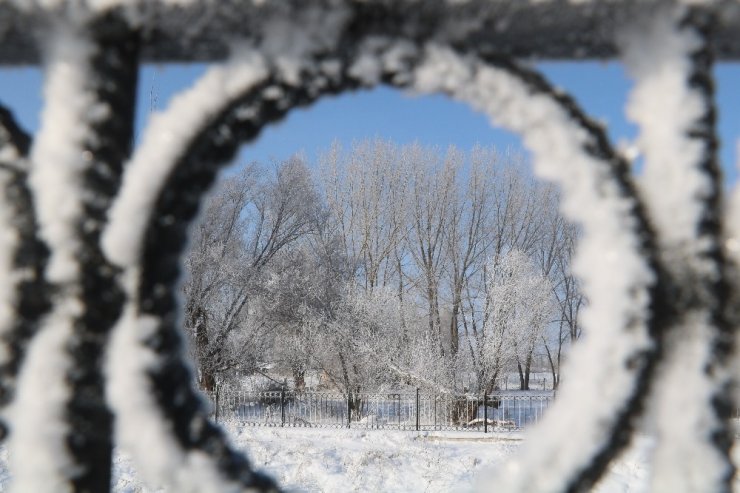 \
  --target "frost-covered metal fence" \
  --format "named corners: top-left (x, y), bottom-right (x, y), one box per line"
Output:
top-left (3, 1), bottom-right (740, 492)
top-left (211, 388), bottom-right (553, 432)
